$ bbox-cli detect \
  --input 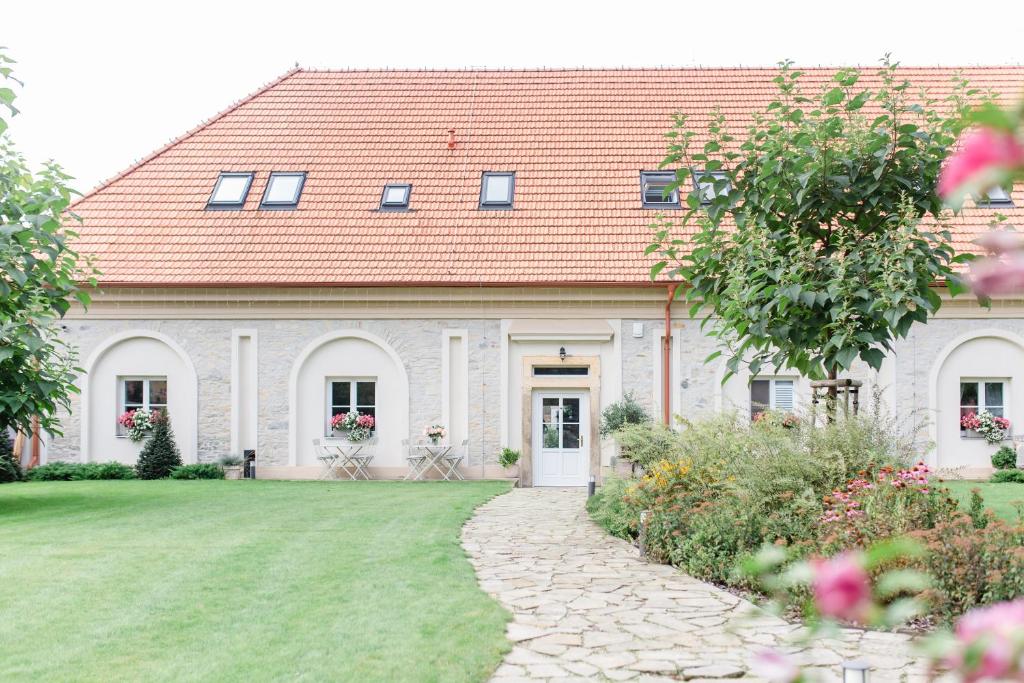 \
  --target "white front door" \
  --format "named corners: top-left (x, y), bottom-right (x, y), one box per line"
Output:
top-left (532, 391), bottom-right (589, 487)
